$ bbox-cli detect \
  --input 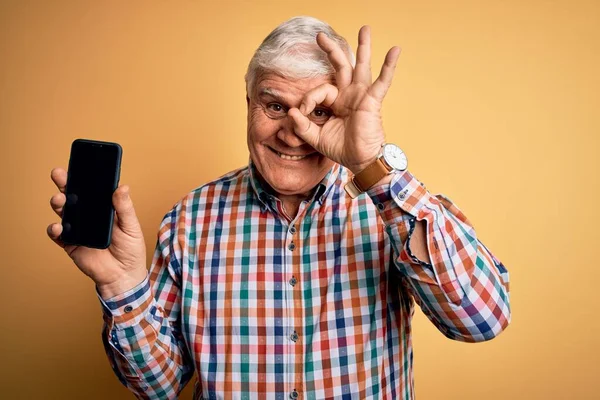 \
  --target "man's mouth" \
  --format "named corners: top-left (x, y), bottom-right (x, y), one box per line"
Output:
top-left (269, 147), bottom-right (314, 161)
